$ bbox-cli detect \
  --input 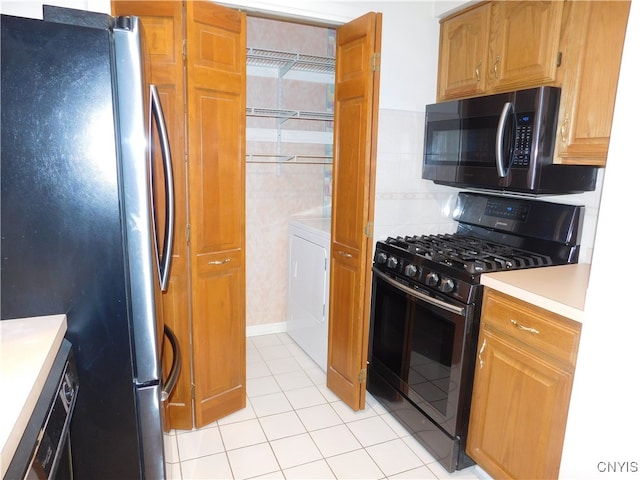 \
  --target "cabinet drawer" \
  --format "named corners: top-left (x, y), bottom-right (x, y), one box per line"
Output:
top-left (482, 288), bottom-right (581, 366)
